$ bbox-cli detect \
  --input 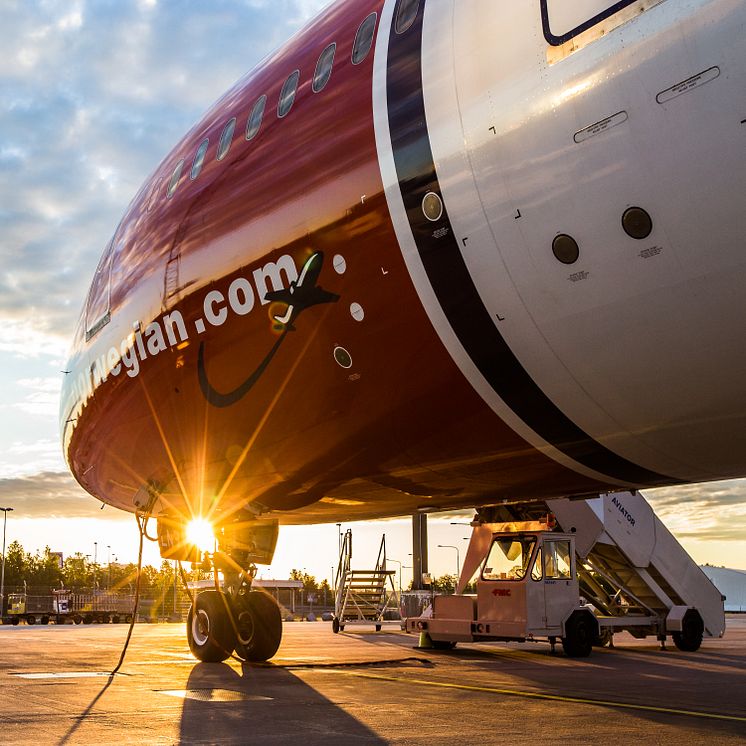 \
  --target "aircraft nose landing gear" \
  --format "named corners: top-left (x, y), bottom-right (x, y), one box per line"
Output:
top-left (160, 513), bottom-right (283, 664)
top-left (186, 588), bottom-right (283, 664)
